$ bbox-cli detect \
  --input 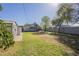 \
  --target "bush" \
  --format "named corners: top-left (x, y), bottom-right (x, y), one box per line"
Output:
top-left (0, 31), bottom-right (3, 48)
top-left (0, 20), bottom-right (14, 50)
